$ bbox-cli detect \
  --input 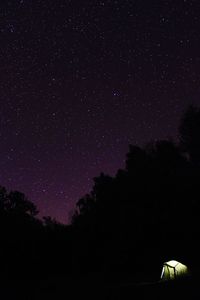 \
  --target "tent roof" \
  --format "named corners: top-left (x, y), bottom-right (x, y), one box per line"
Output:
top-left (164, 260), bottom-right (180, 268)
